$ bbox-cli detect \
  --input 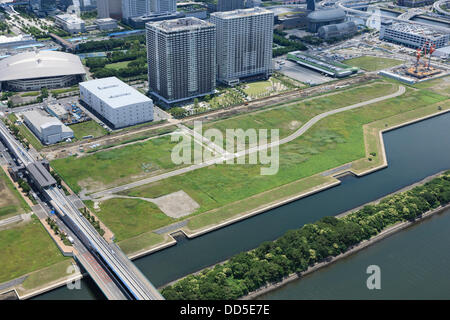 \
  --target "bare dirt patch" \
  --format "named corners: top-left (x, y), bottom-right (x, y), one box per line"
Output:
top-left (152, 190), bottom-right (200, 219)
